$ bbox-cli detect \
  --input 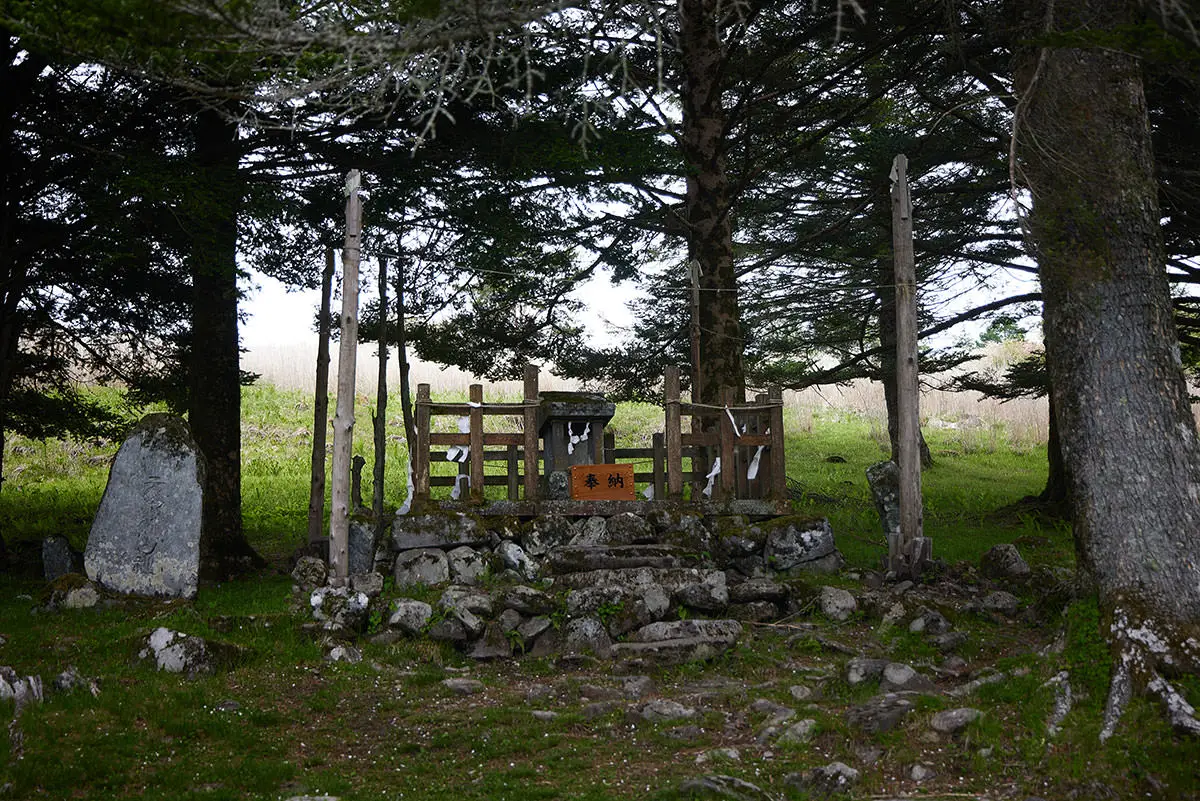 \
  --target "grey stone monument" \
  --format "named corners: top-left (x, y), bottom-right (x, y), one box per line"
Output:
top-left (84, 414), bottom-right (204, 599)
